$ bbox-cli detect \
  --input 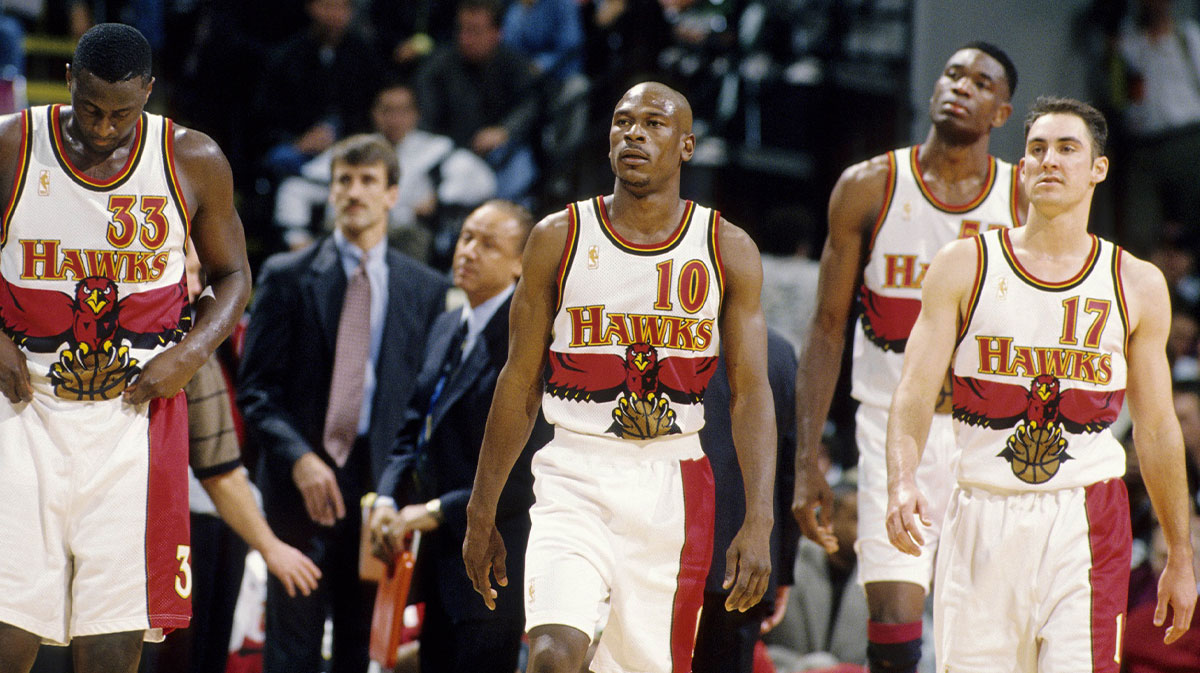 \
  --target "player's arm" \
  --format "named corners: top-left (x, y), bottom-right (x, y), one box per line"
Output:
top-left (718, 219), bottom-right (777, 612)
top-left (884, 239), bottom-right (974, 556)
top-left (200, 467), bottom-right (322, 598)
top-left (125, 127), bottom-right (251, 403)
top-left (0, 112), bottom-right (32, 402)
top-left (463, 210), bottom-right (566, 610)
top-left (793, 156), bottom-right (888, 551)
top-left (1121, 254), bottom-right (1197, 644)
